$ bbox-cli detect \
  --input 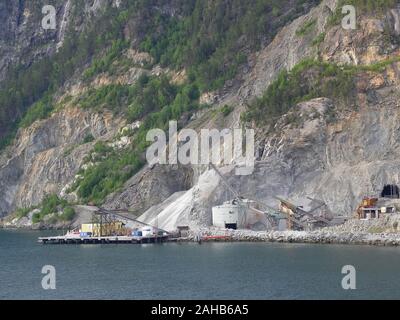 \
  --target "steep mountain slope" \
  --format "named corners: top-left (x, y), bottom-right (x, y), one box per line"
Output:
top-left (0, 0), bottom-right (126, 145)
top-left (134, 0), bottom-right (400, 230)
top-left (1, 0), bottom-right (400, 231)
